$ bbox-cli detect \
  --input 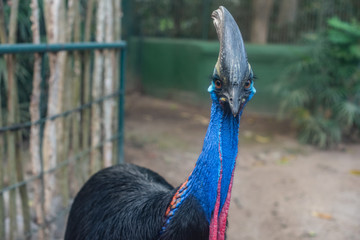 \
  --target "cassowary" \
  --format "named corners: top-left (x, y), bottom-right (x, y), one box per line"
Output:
top-left (65, 6), bottom-right (256, 240)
